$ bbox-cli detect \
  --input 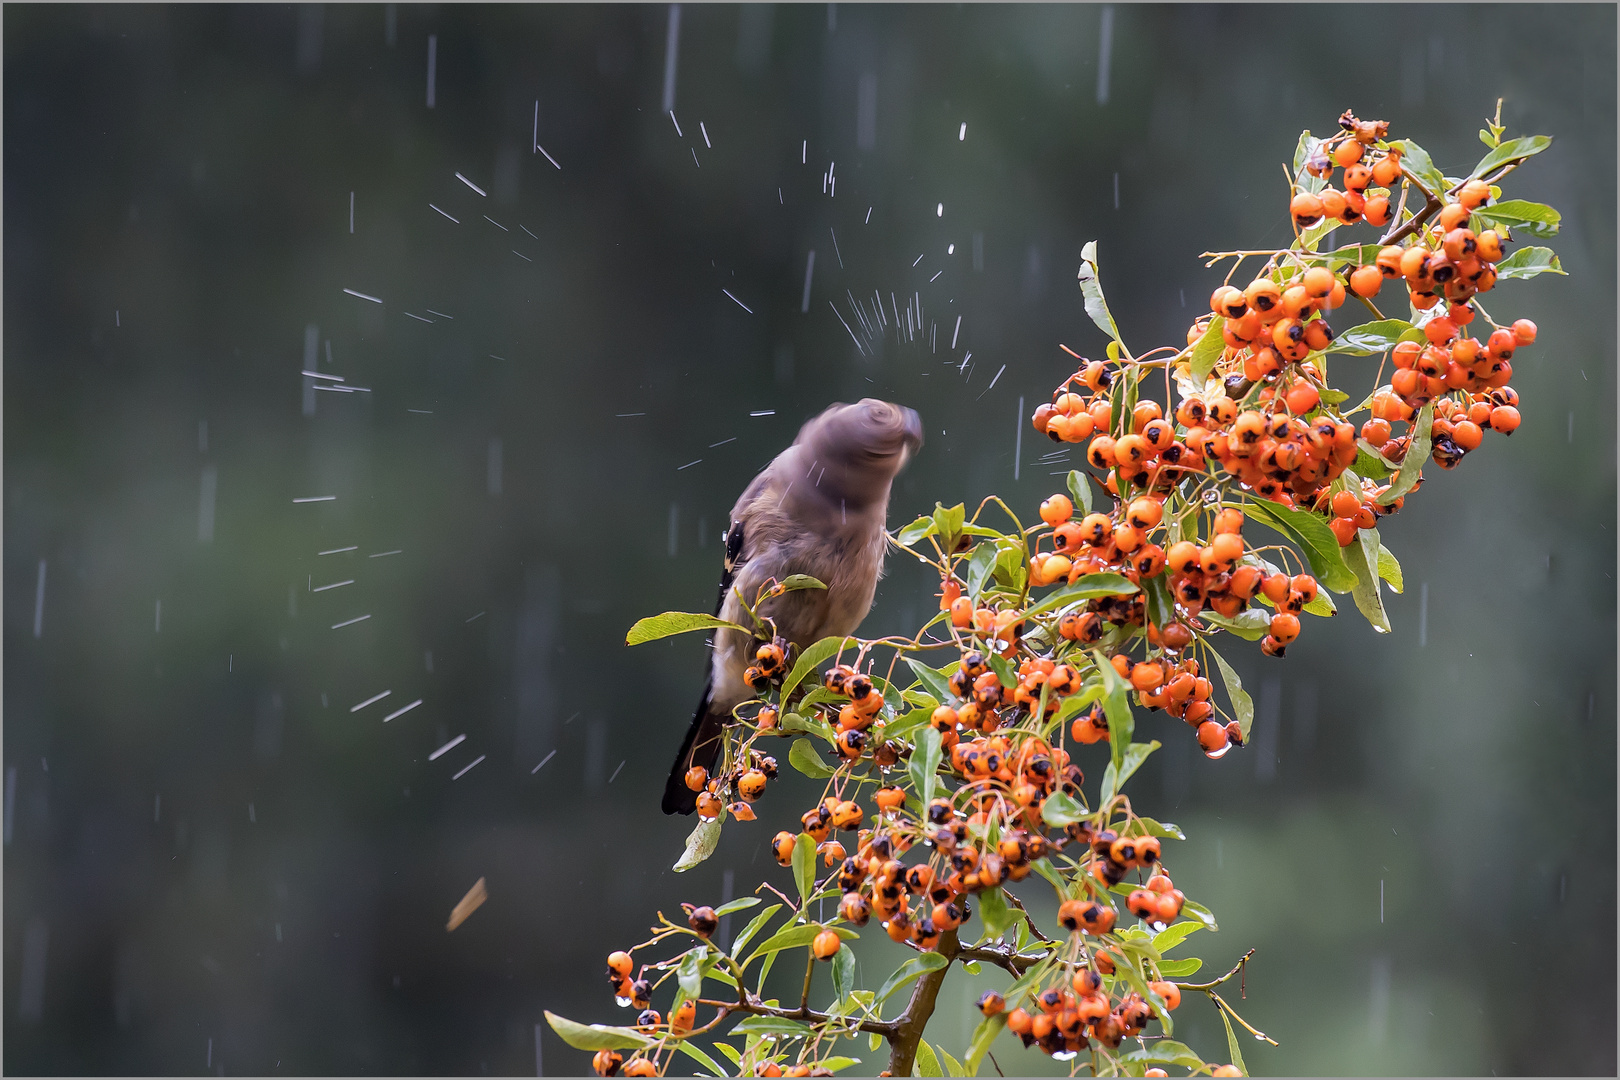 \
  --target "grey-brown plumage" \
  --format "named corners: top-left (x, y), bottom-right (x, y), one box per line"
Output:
top-left (662, 399), bottom-right (924, 815)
